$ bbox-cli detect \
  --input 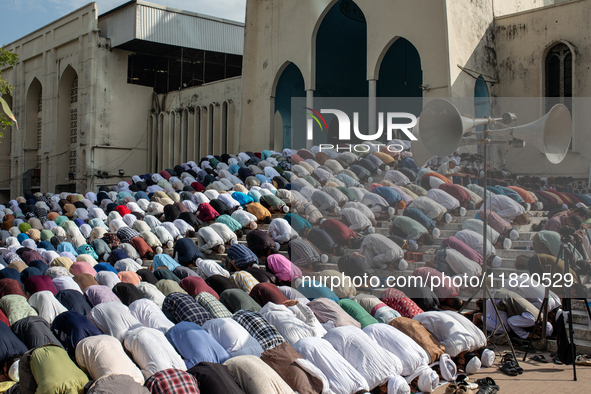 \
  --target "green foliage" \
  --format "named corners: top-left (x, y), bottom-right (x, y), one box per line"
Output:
top-left (0, 45), bottom-right (19, 134)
